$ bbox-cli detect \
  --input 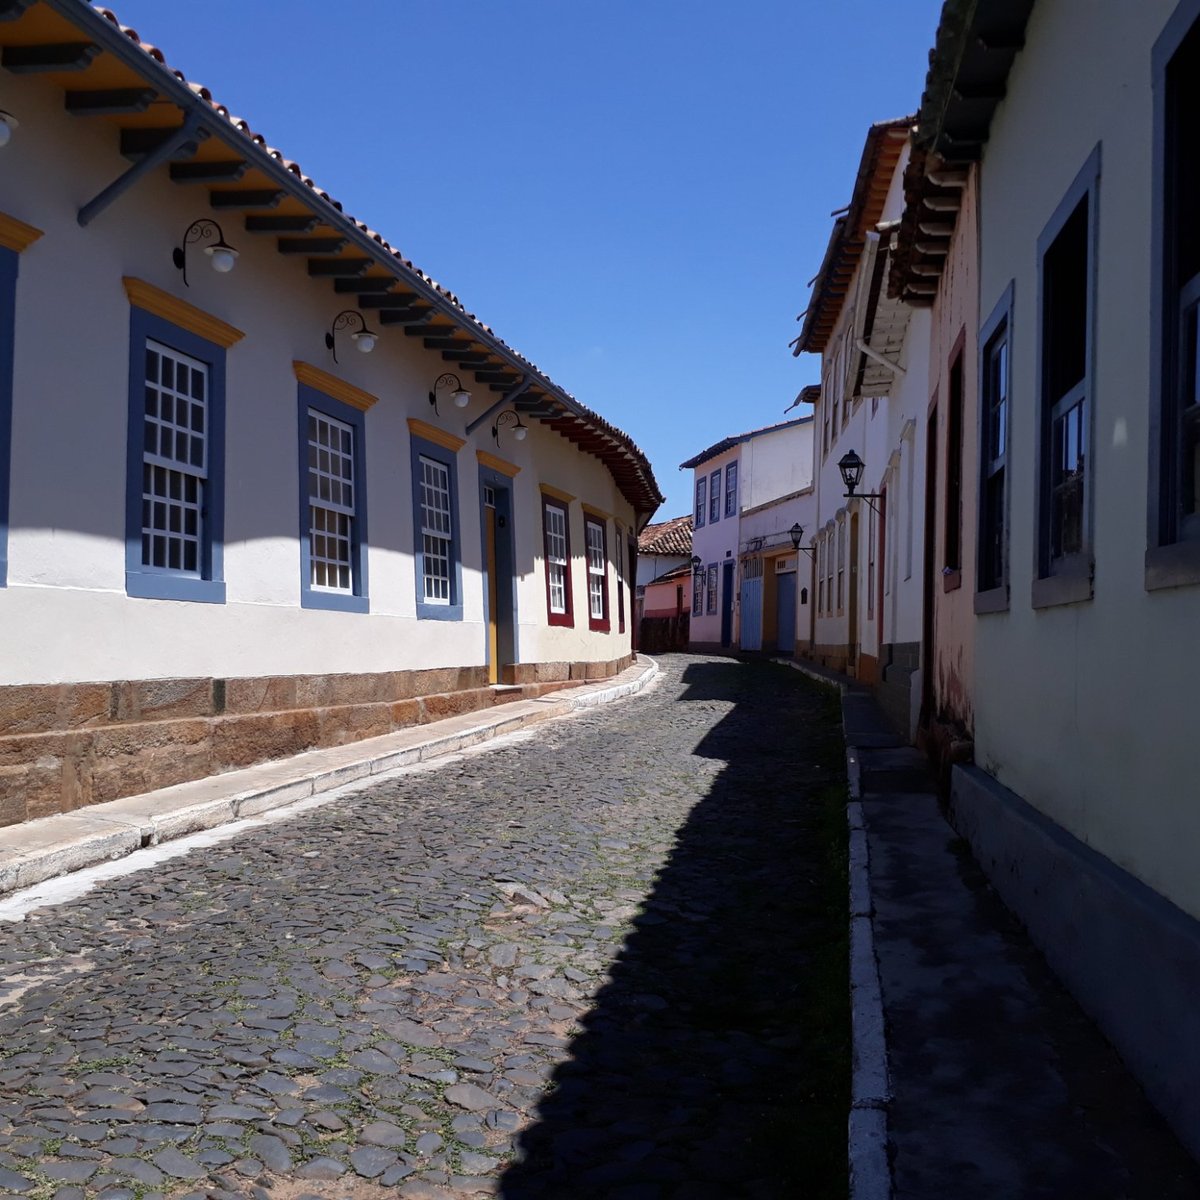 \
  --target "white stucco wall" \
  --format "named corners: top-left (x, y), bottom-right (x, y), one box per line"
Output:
top-left (740, 419), bottom-right (814, 509)
top-left (808, 138), bottom-right (929, 681)
top-left (975, 0), bottom-right (1199, 918)
top-left (0, 75), bottom-right (636, 684)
